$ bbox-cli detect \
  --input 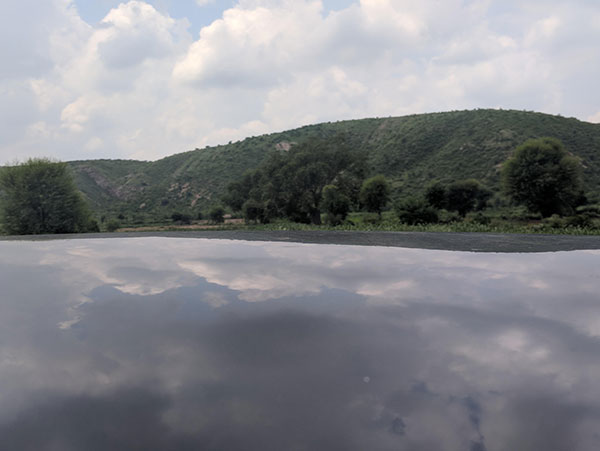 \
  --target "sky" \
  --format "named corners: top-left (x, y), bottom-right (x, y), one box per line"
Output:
top-left (1, 0), bottom-right (600, 163)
